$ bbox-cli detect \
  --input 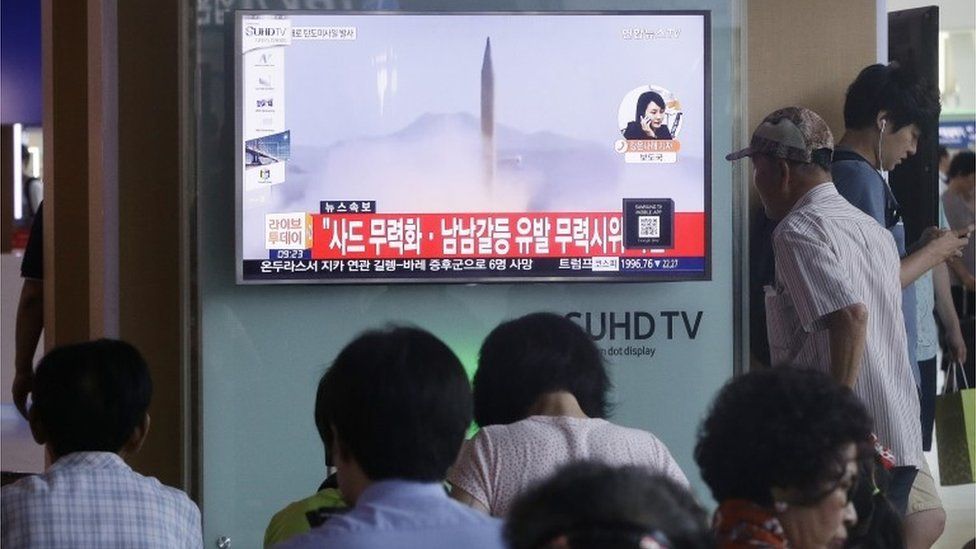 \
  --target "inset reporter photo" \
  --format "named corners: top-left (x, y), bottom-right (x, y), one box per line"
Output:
top-left (618, 85), bottom-right (683, 141)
